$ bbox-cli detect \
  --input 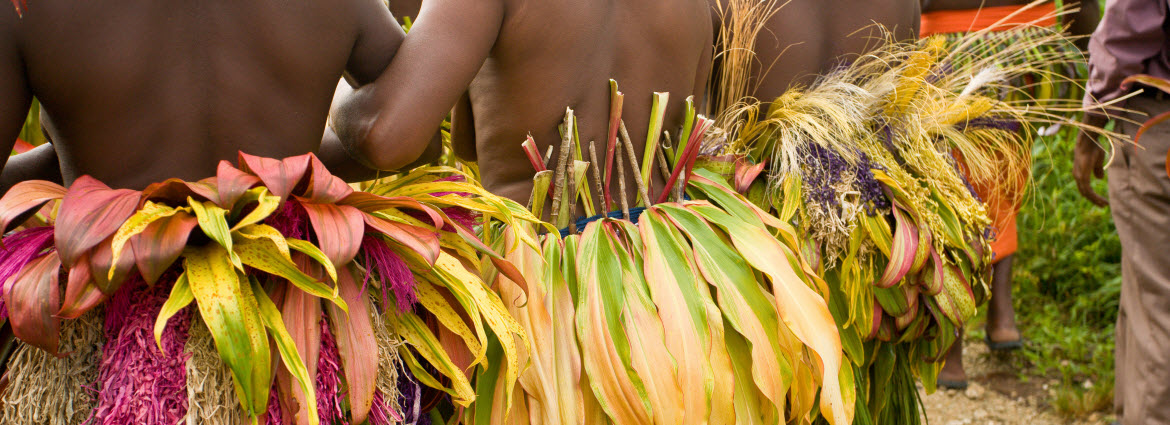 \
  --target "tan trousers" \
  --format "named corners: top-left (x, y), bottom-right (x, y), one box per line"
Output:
top-left (1111, 95), bottom-right (1170, 425)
